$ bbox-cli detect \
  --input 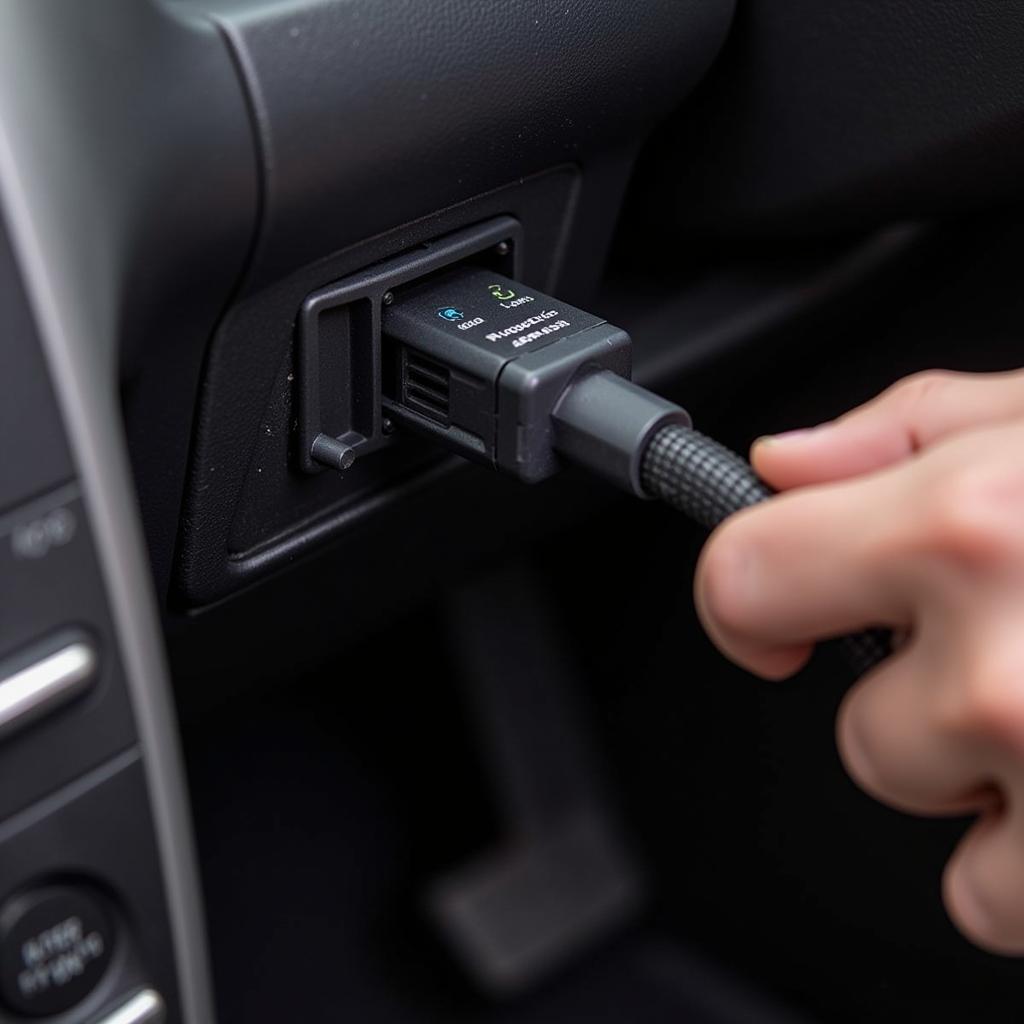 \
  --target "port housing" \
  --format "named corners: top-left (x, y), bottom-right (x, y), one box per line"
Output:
top-left (296, 217), bottom-right (520, 473)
